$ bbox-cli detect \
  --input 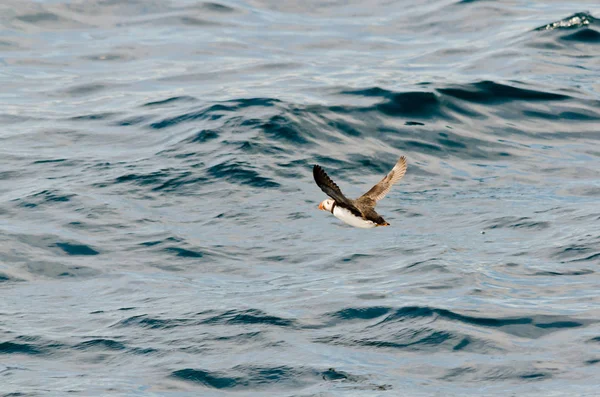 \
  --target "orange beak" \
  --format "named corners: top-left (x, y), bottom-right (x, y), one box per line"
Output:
top-left (318, 202), bottom-right (324, 210)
